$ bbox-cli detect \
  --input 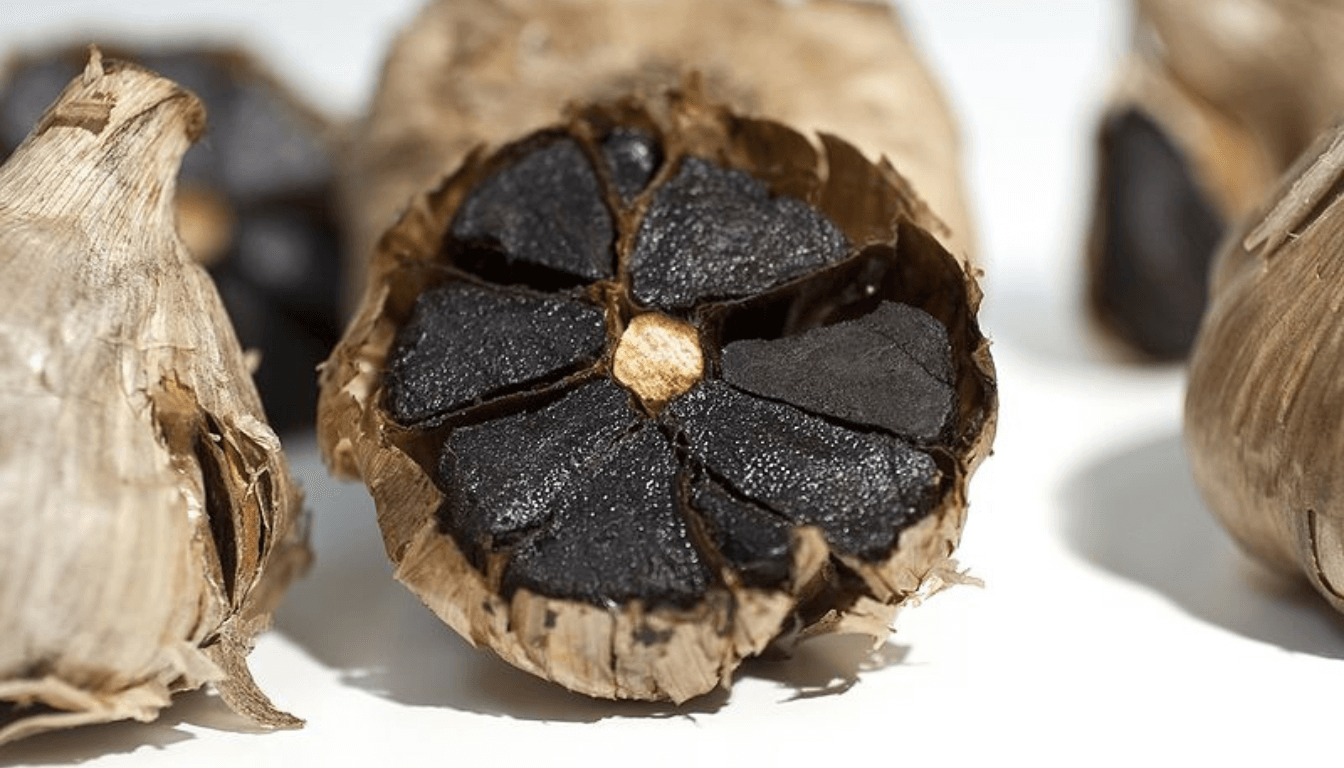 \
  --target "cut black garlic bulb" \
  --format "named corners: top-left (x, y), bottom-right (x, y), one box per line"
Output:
top-left (1086, 0), bottom-right (1344, 360)
top-left (0, 52), bottom-right (308, 743)
top-left (319, 88), bottom-right (996, 701)
top-left (1186, 123), bottom-right (1344, 613)
top-left (0, 44), bottom-right (346, 433)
